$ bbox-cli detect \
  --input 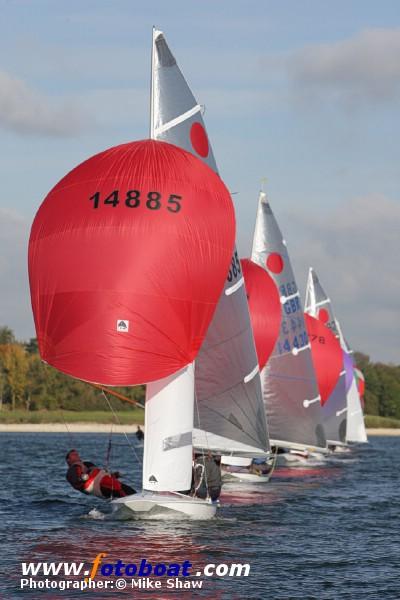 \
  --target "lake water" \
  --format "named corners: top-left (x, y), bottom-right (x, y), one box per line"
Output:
top-left (0, 433), bottom-right (398, 599)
